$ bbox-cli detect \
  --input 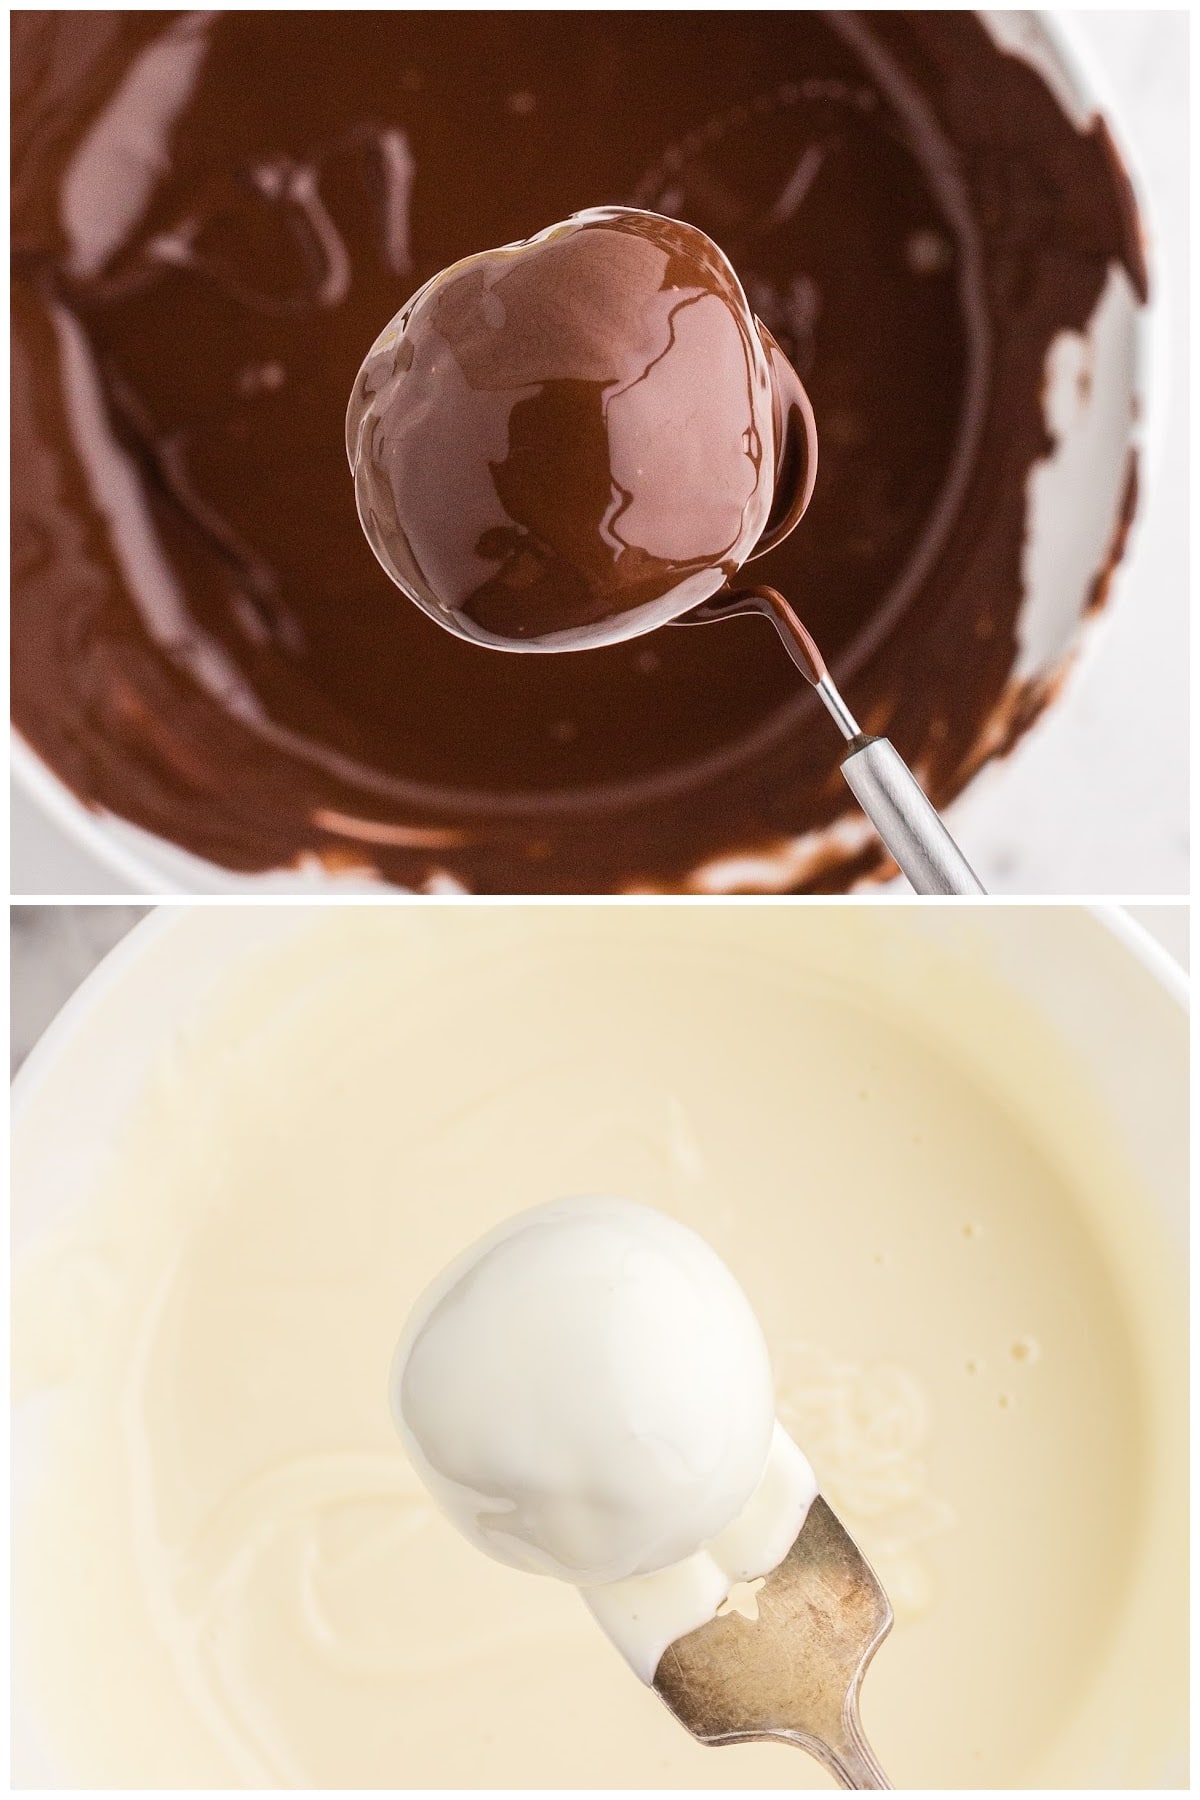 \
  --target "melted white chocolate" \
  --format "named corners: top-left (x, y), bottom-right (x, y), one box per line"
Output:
top-left (391, 1195), bottom-right (786, 1590)
top-left (11, 907), bottom-right (1186, 1787)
